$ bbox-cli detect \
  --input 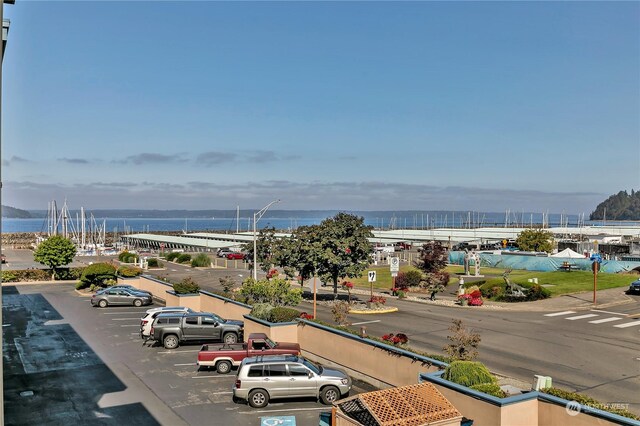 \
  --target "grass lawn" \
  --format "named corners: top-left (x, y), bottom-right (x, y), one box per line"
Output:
top-left (350, 264), bottom-right (635, 297)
